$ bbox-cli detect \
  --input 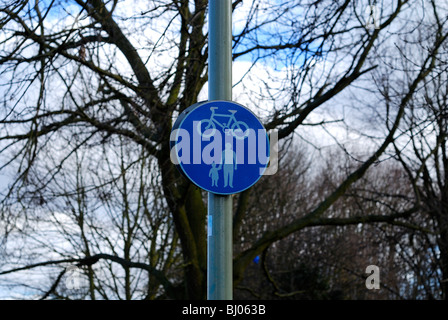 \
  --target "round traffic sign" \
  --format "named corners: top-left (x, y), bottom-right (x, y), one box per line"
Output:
top-left (170, 100), bottom-right (269, 195)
